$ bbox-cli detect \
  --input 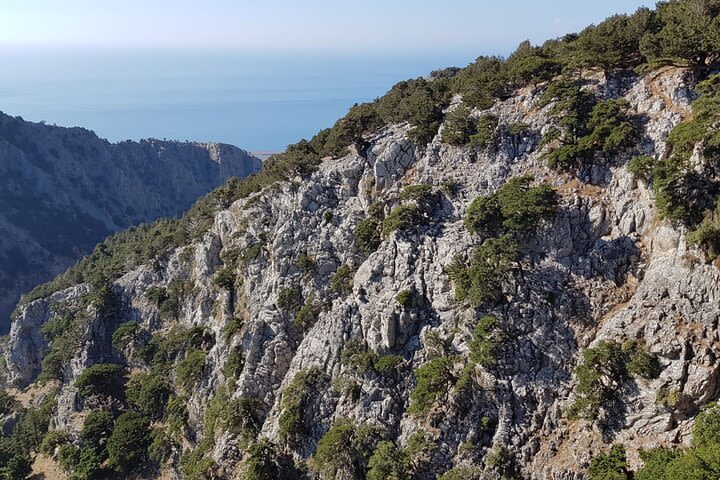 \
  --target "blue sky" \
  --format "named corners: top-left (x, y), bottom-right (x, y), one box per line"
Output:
top-left (0, 1), bottom-right (658, 150)
top-left (1, 1), bottom-right (654, 53)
